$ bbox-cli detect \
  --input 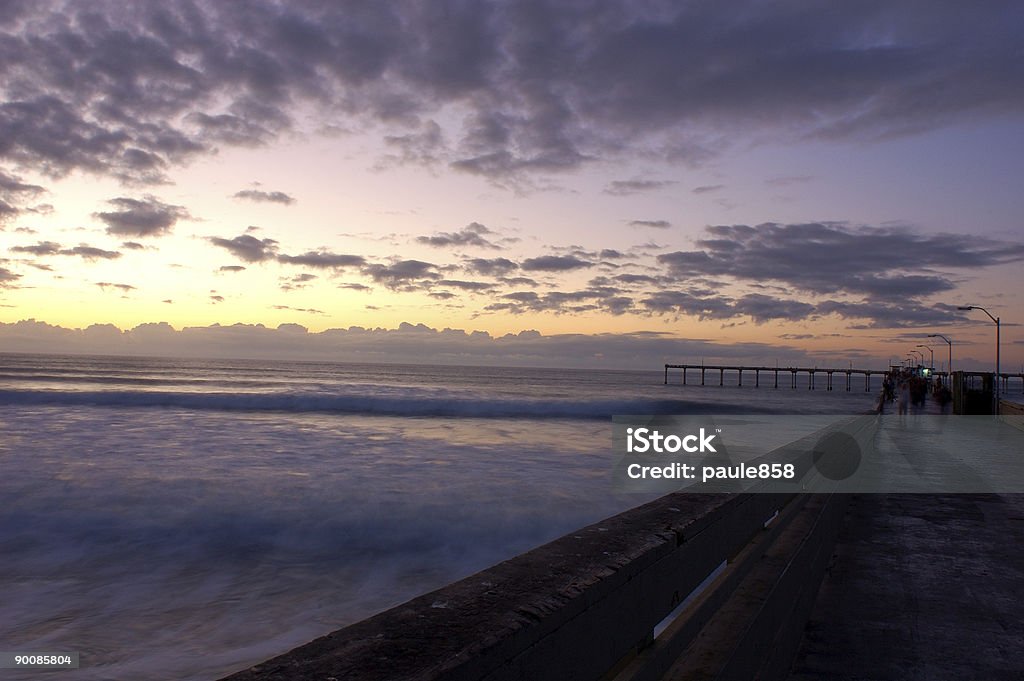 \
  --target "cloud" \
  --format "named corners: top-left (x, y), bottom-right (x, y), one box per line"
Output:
top-left (629, 220), bottom-right (672, 229)
top-left (272, 305), bottom-right (325, 315)
top-left (692, 185), bottom-right (724, 194)
top-left (464, 257), bottom-right (518, 276)
top-left (0, 267), bottom-right (21, 286)
top-left (816, 300), bottom-right (969, 329)
top-left (416, 222), bottom-right (500, 249)
top-left (219, 265), bottom-right (246, 273)
top-left (0, 170), bottom-right (45, 222)
top-left (95, 282), bottom-right (135, 293)
top-left (435, 279), bottom-right (494, 291)
top-left (11, 241), bottom-right (121, 260)
top-left (277, 250), bottom-right (366, 268)
top-left (362, 259), bottom-right (440, 287)
top-left (10, 241), bottom-right (61, 256)
top-left (60, 245), bottom-right (122, 260)
top-left (338, 282), bottom-right (371, 291)
top-left (94, 197), bottom-right (190, 237)
top-left (232, 189), bottom-right (296, 205)
top-left (209, 234), bottom-right (280, 262)
top-left (604, 179), bottom-right (676, 196)
top-left (521, 255), bottom-right (593, 272)
top-left (731, 293), bottom-right (816, 324)
top-left (0, 1), bottom-right (1017, 190)
top-left (657, 222), bottom-right (1024, 300)
top-left (121, 241), bottom-right (146, 250)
